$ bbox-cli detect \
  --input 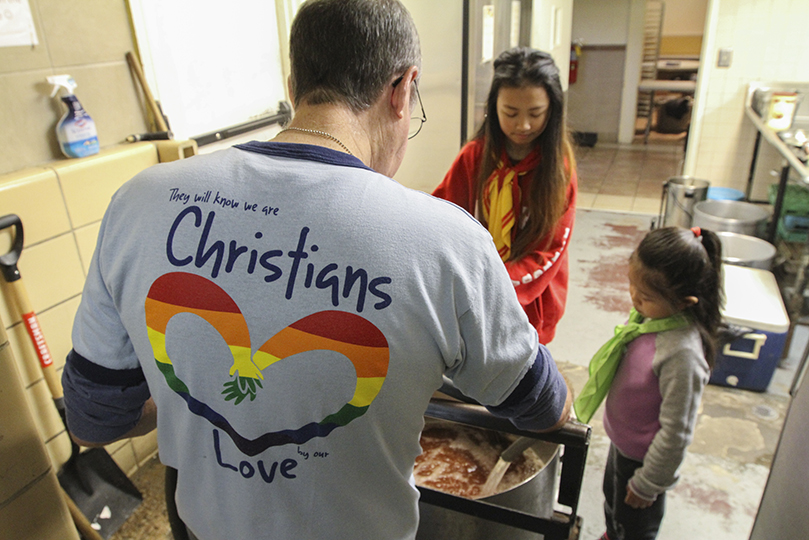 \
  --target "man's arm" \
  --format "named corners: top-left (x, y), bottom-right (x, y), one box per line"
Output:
top-left (541, 377), bottom-right (573, 432)
top-left (486, 345), bottom-right (572, 432)
top-left (62, 349), bottom-right (153, 446)
top-left (71, 397), bottom-right (157, 448)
